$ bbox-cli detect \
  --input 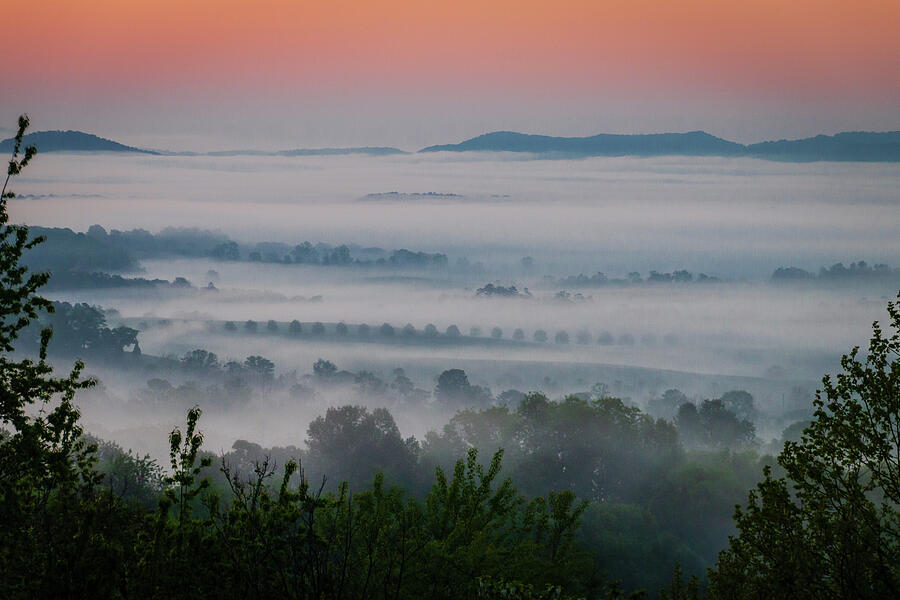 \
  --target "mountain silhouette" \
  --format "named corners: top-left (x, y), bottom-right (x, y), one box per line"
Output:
top-left (4, 128), bottom-right (899, 162)
top-left (0, 130), bottom-right (156, 154)
top-left (747, 131), bottom-right (900, 162)
top-left (420, 130), bottom-right (746, 156)
top-left (420, 130), bottom-right (900, 161)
